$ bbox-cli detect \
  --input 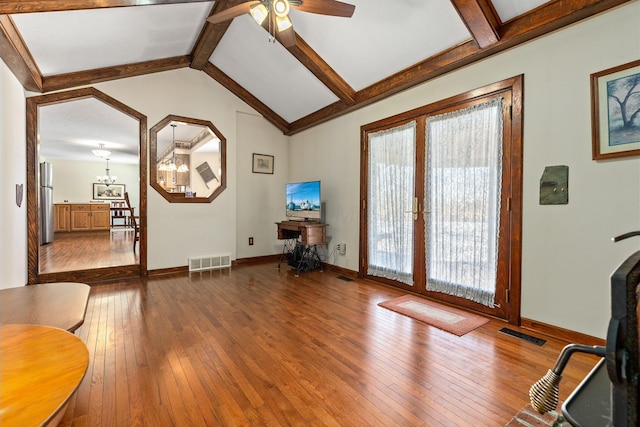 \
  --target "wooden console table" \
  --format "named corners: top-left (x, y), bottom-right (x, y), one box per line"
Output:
top-left (0, 324), bottom-right (89, 427)
top-left (276, 221), bottom-right (328, 275)
top-left (276, 220), bottom-right (327, 245)
top-left (0, 282), bottom-right (90, 333)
